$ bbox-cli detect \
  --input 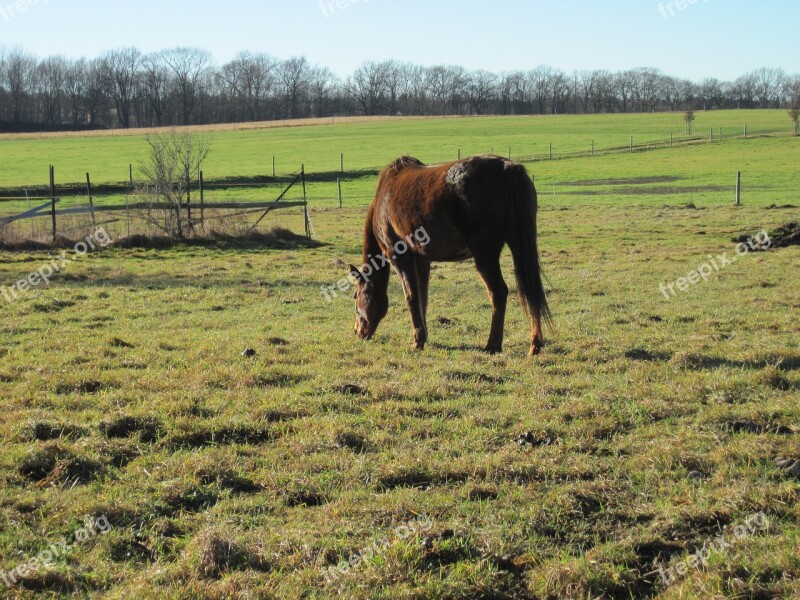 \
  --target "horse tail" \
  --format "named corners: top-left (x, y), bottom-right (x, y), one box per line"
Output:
top-left (505, 164), bottom-right (551, 348)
